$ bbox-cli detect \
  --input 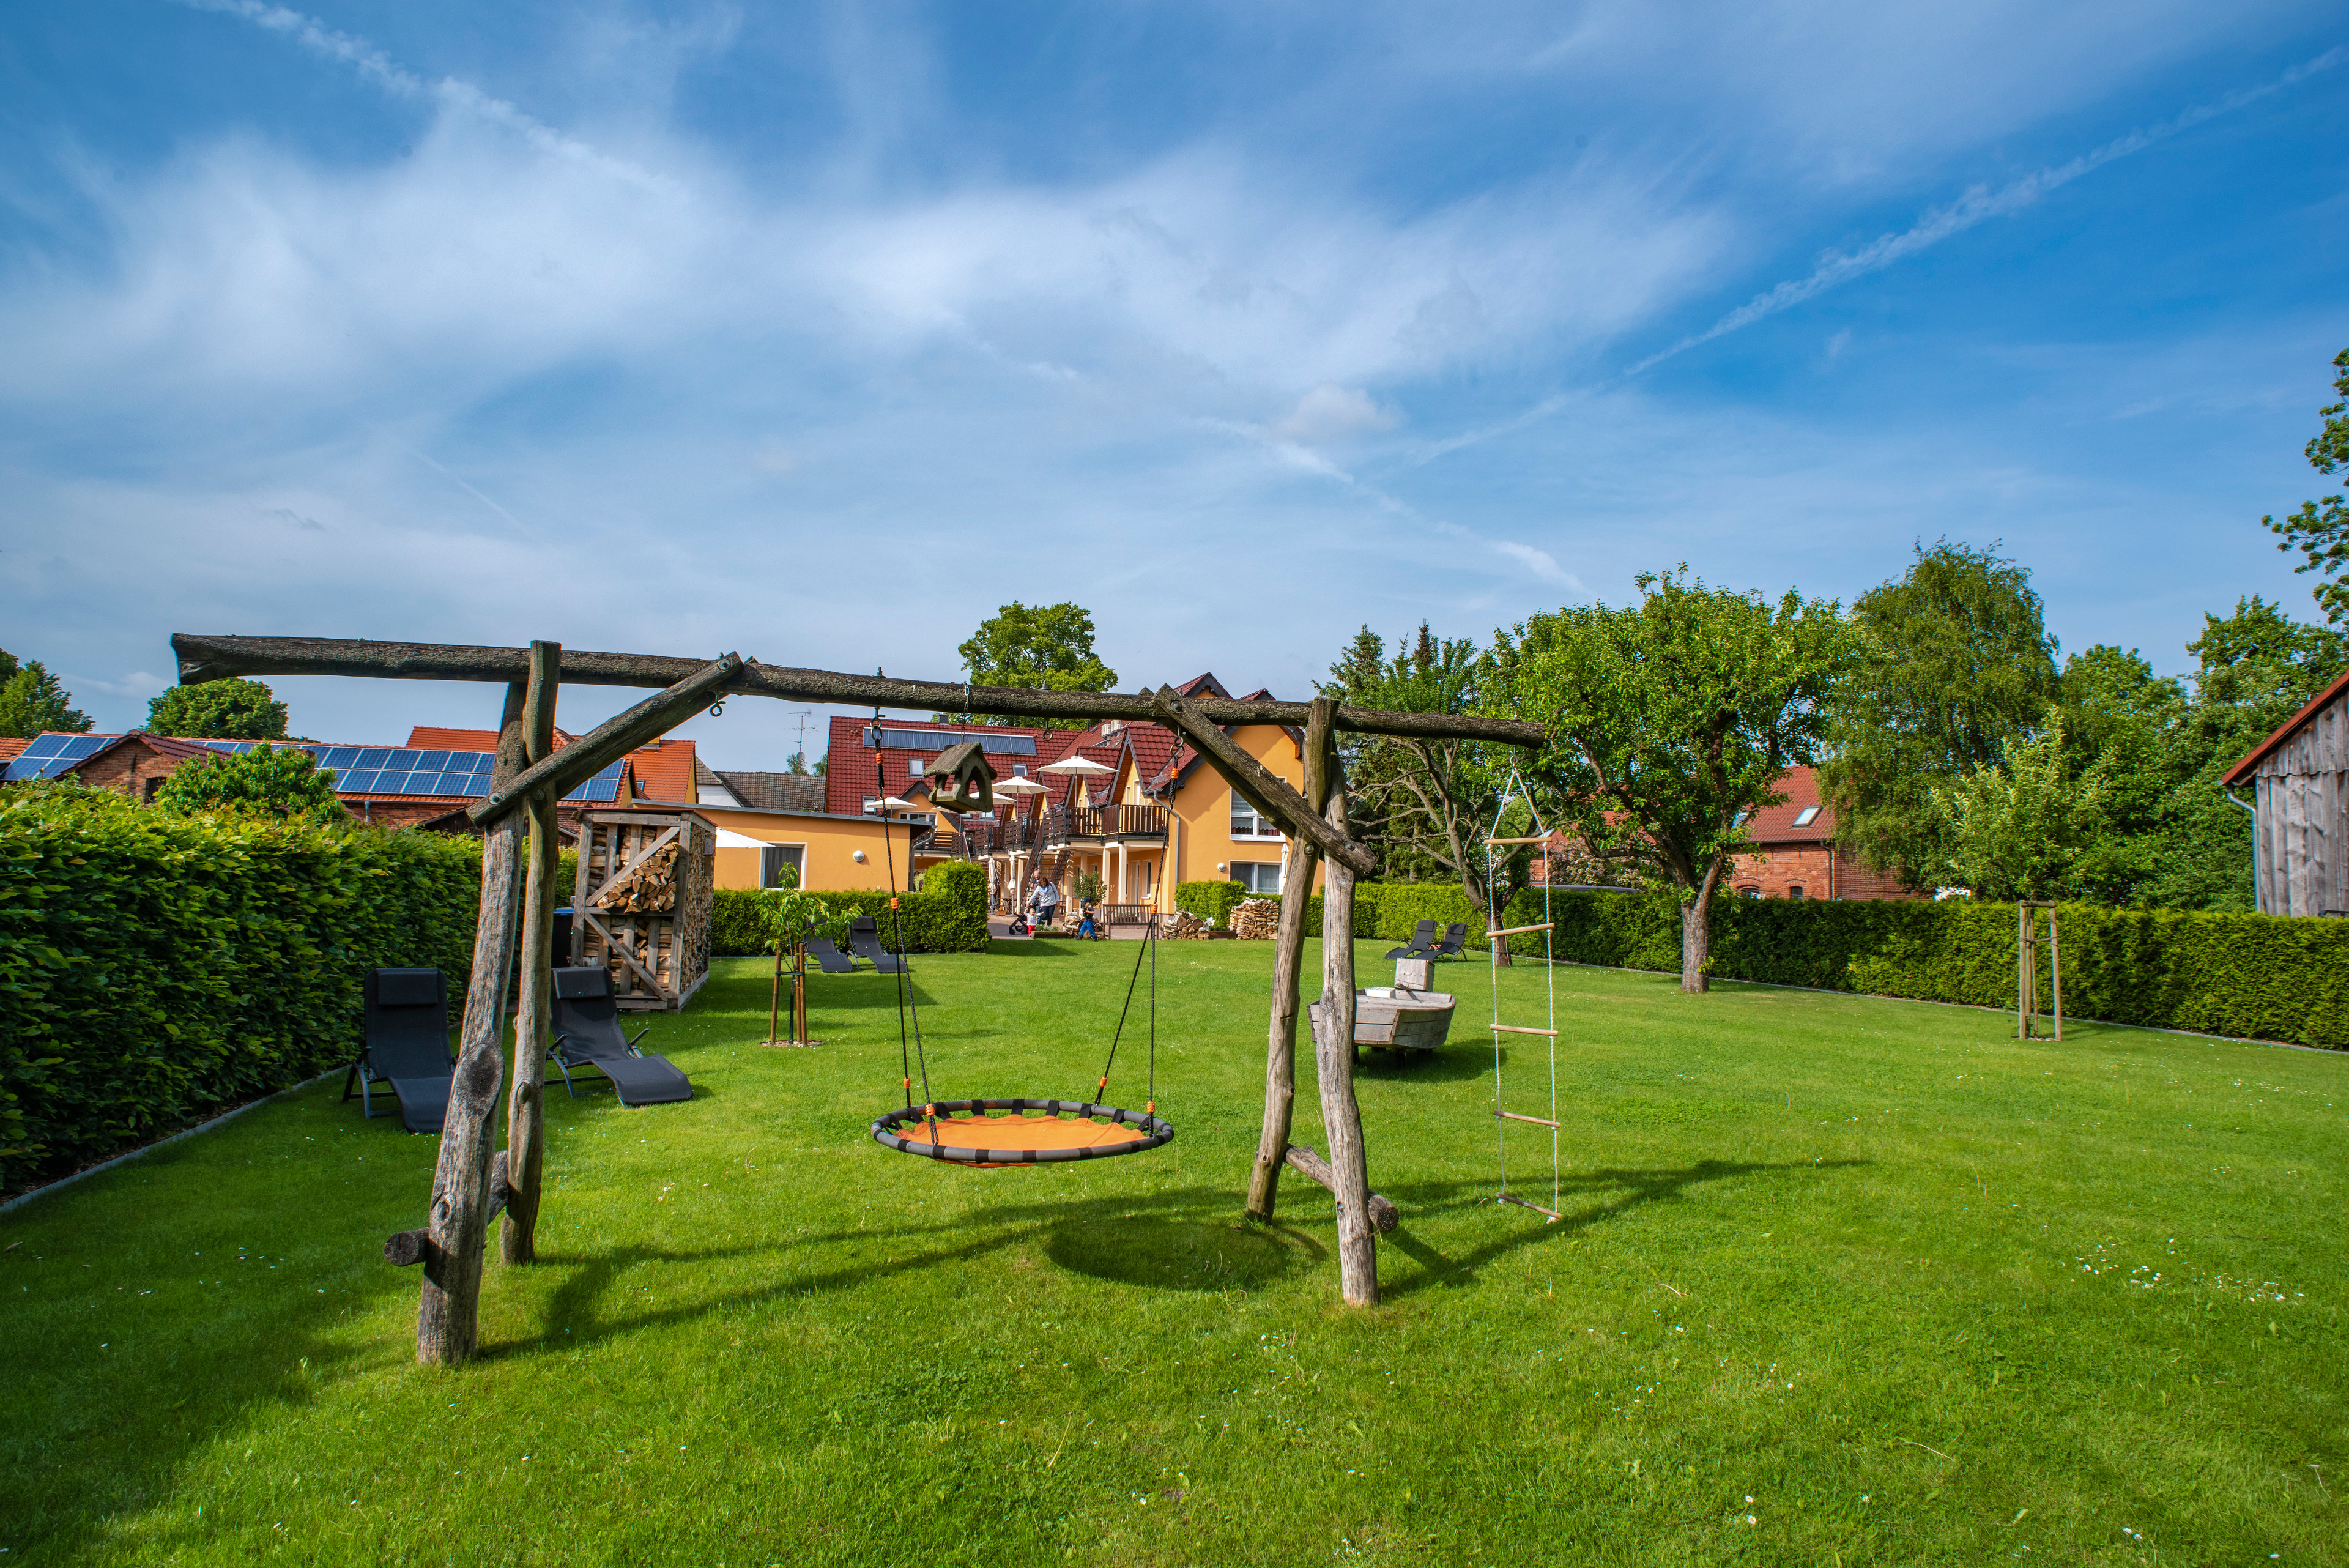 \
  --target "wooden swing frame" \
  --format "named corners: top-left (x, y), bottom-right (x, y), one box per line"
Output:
top-left (168, 633), bottom-right (1546, 1361)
